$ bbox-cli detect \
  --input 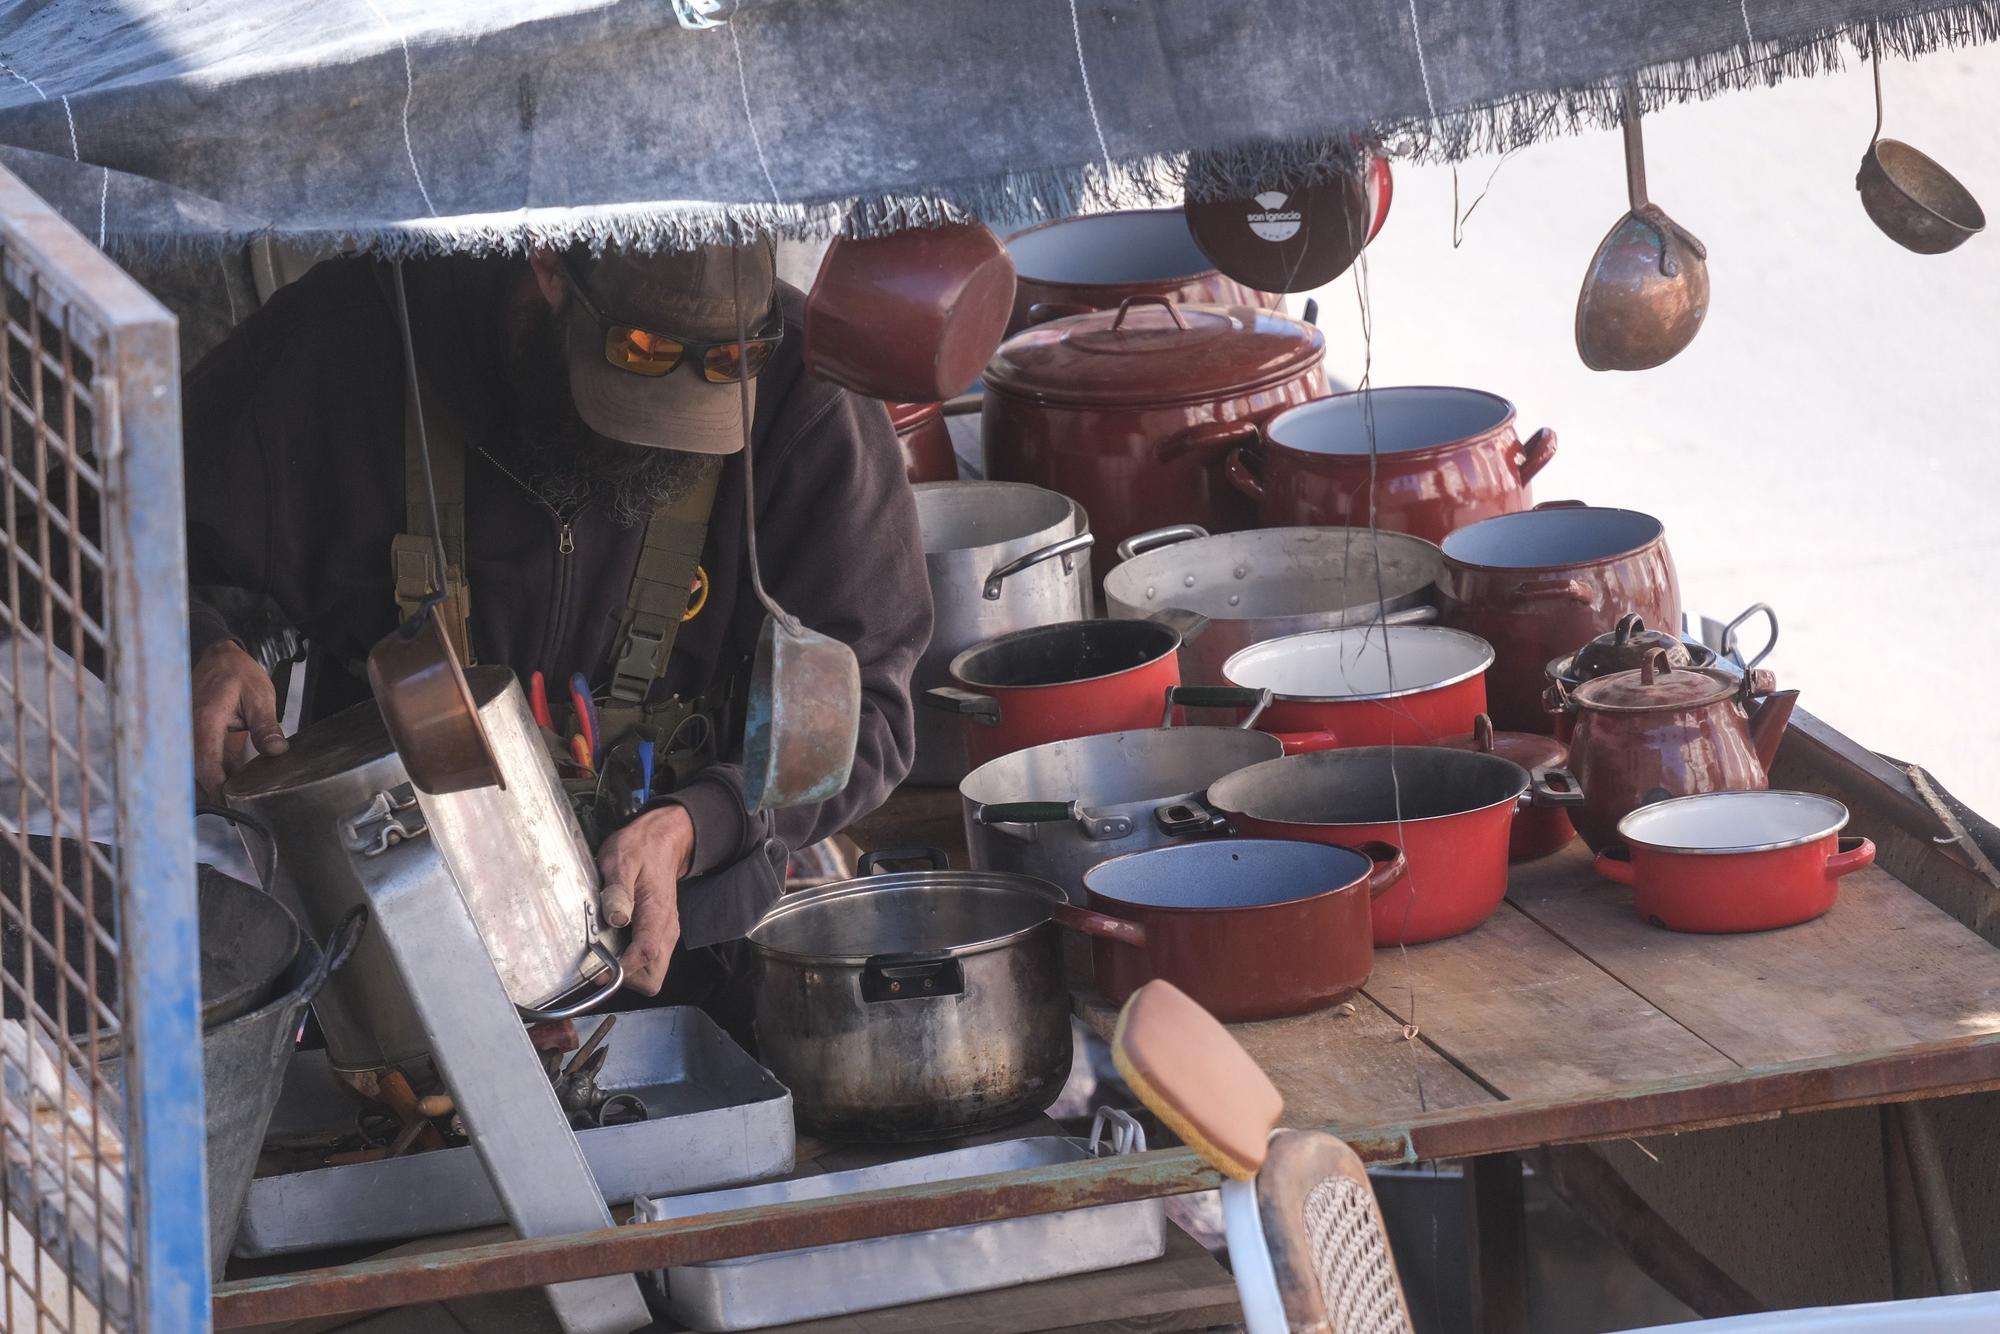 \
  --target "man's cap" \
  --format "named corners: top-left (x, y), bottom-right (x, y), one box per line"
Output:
top-left (565, 240), bottom-right (777, 455)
